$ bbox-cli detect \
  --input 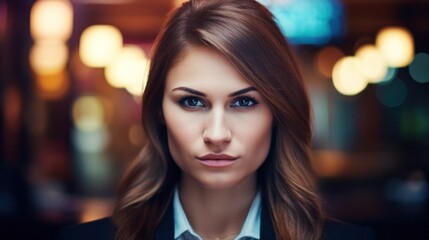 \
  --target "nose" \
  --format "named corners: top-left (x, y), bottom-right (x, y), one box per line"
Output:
top-left (203, 107), bottom-right (232, 145)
